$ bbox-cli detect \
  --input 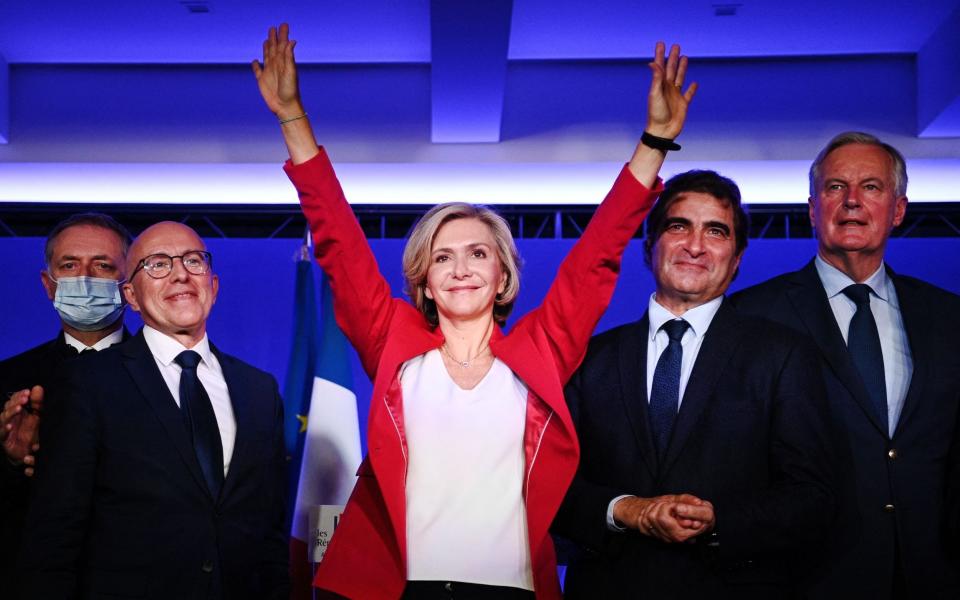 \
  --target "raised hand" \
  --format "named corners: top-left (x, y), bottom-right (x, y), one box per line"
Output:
top-left (2, 385), bottom-right (44, 476)
top-left (626, 42), bottom-right (698, 186)
top-left (252, 23), bottom-right (319, 164)
top-left (252, 23), bottom-right (304, 119)
top-left (645, 41), bottom-right (698, 140)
